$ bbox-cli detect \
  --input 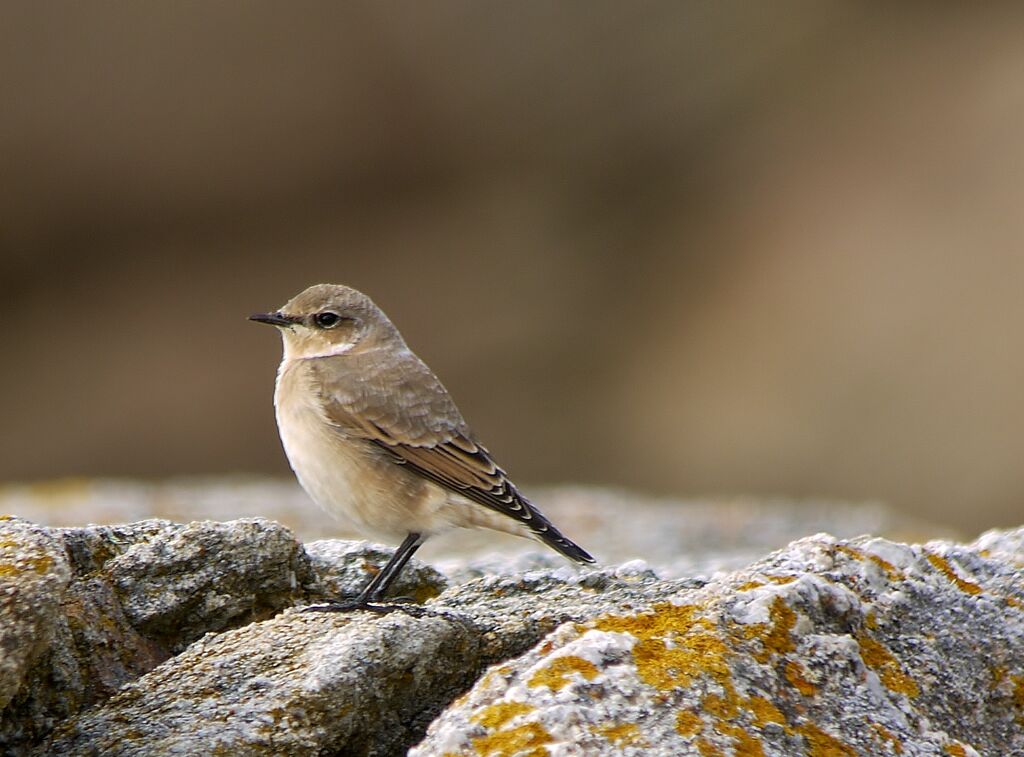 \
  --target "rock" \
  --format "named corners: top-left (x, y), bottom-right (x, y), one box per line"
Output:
top-left (0, 518), bottom-right (71, 711)
top-left (0, 517), bottom-right (316, 754)
top-left (44, 608), bottom-right (484, 757)
top-left (96, 518), bottom-right (313, 648)
top-left (304, 539), bottom-right (448, 605)
top-left (414, 530), bottom-right (1024, 756)
top-left (5, 510), bottom-right (1023, 756)
top-left (41, 564), bottom-right (691, 756)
